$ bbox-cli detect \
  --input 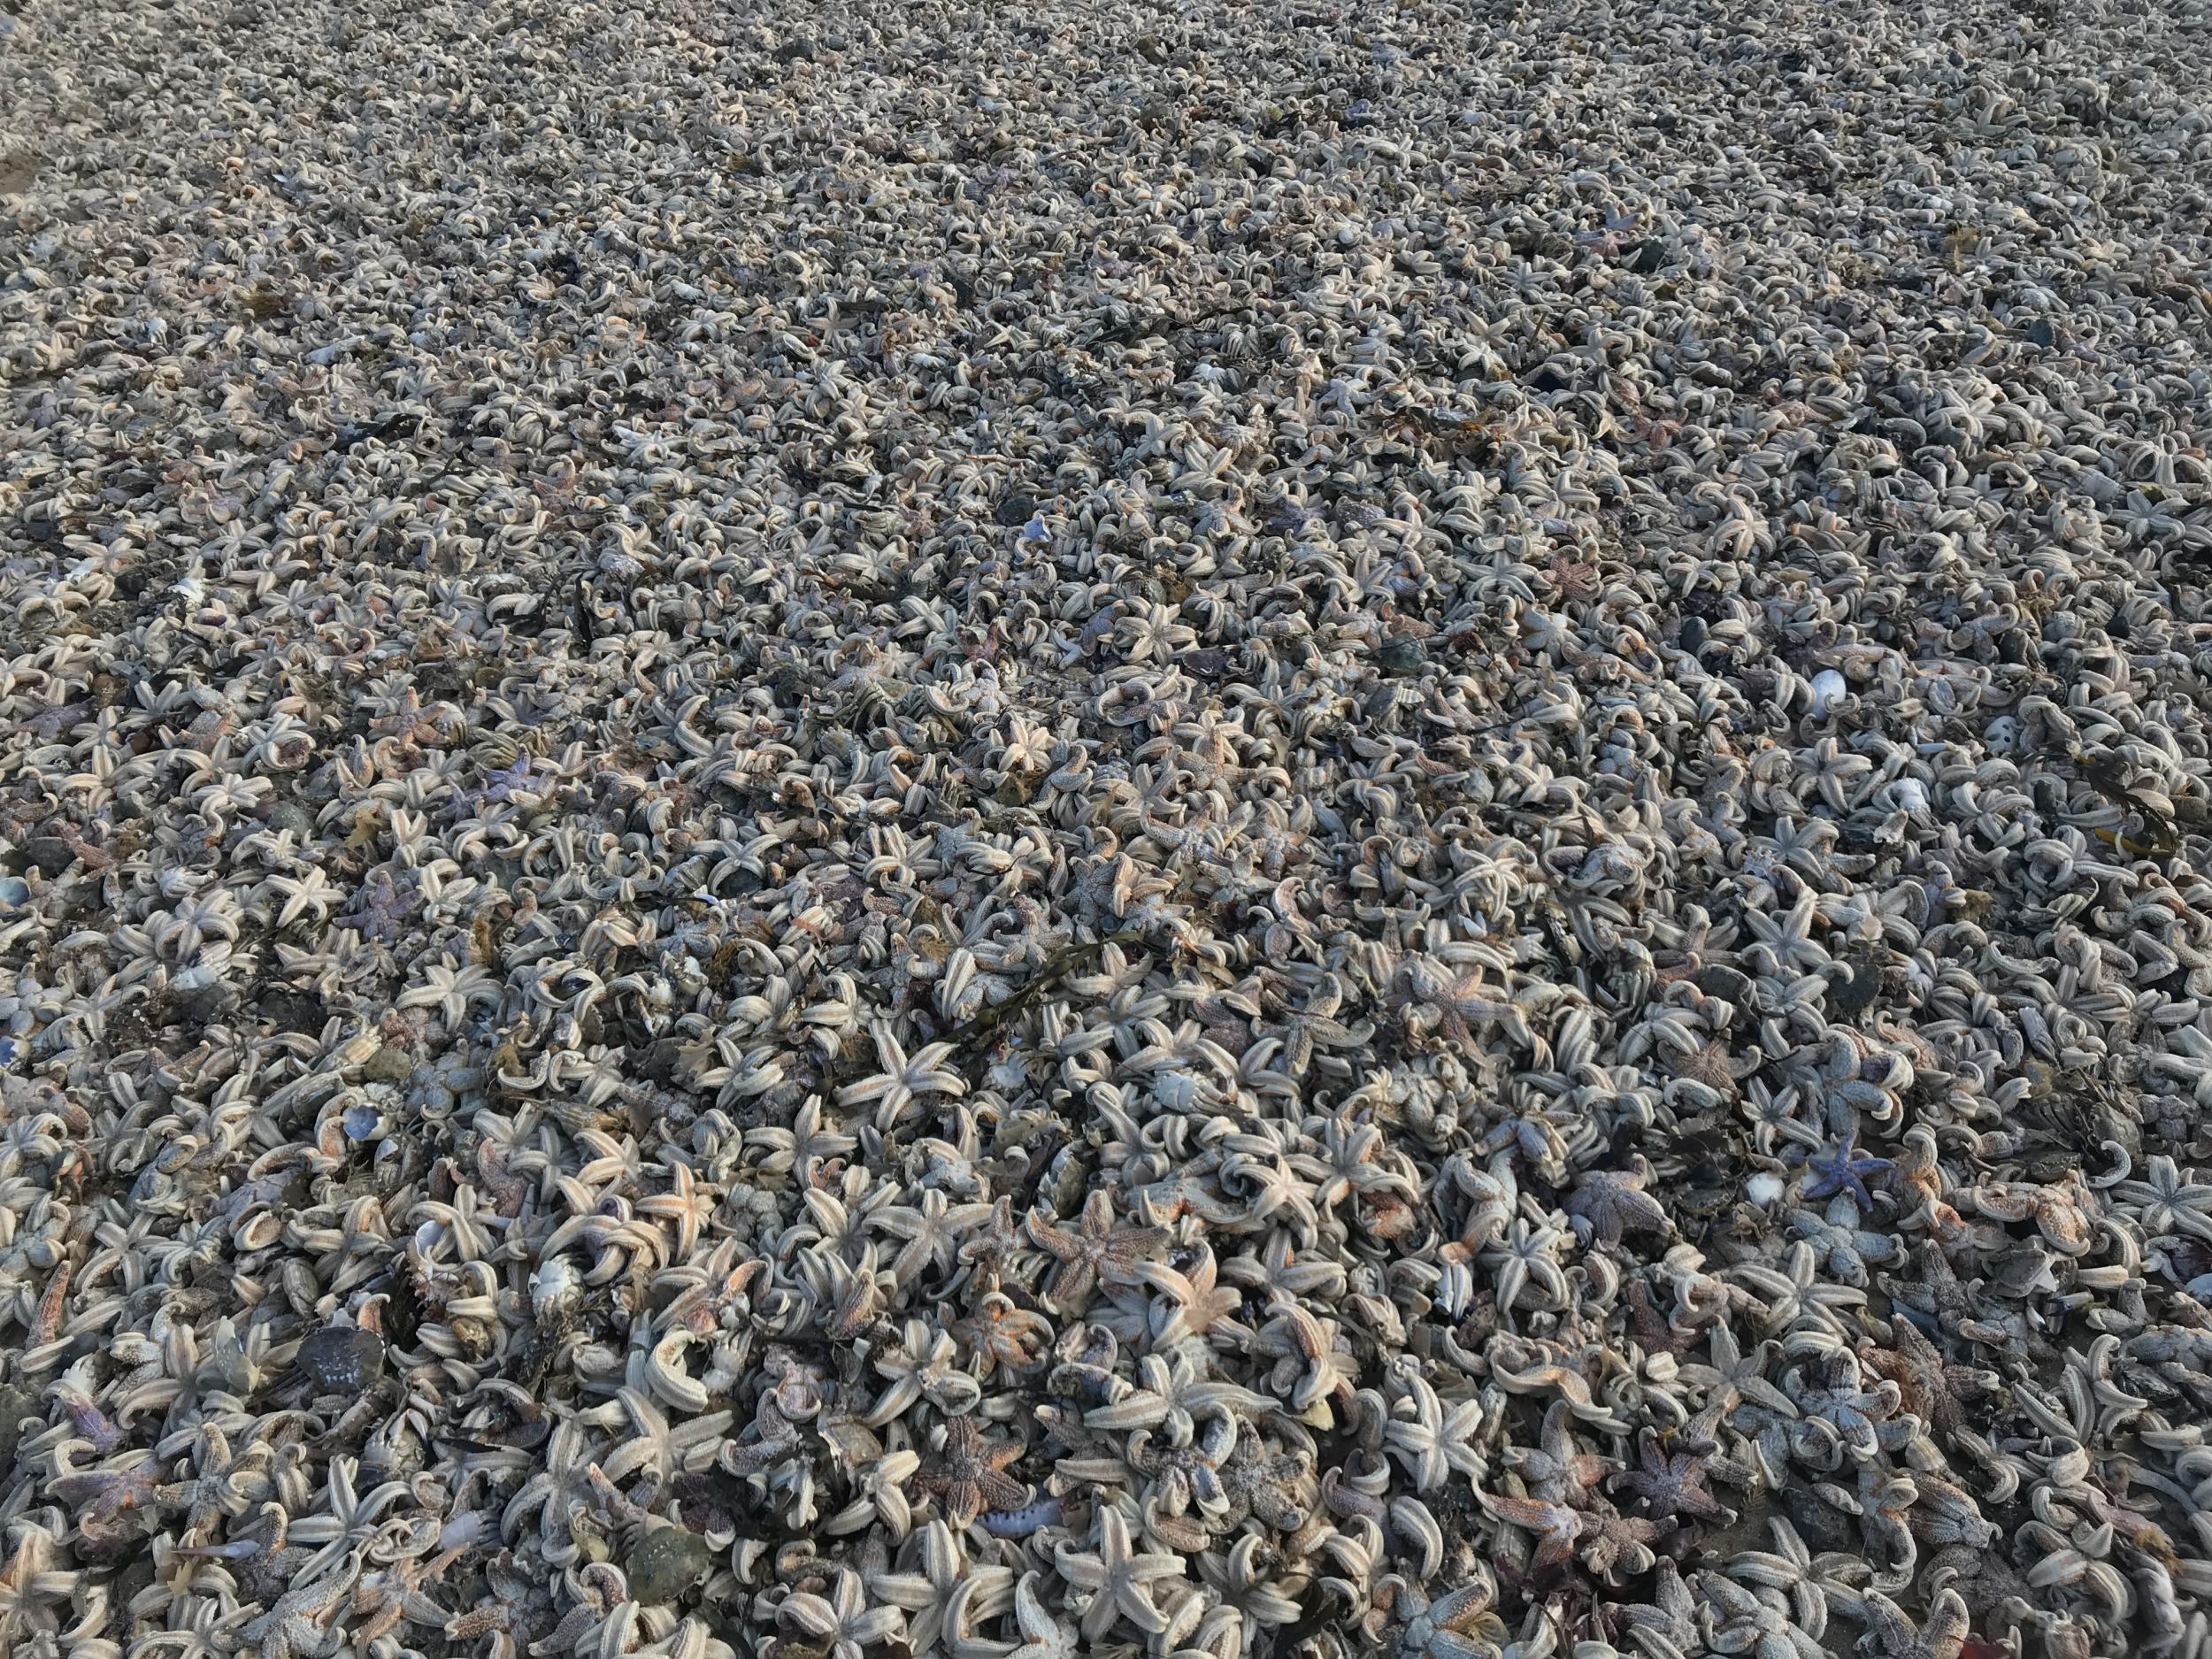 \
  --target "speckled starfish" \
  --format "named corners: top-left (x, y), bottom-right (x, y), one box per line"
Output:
top-left (918, 1416), bottom-right (1027, 1529)
top-left (1025, 1192), bottom-right (1169, 1313)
